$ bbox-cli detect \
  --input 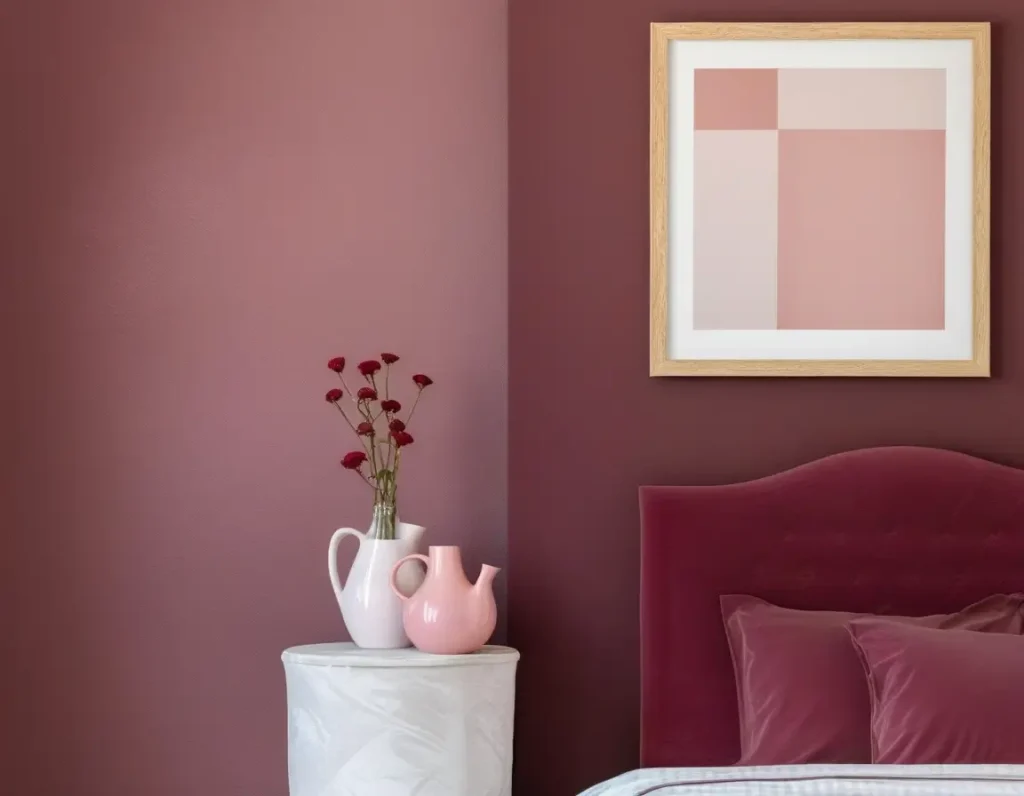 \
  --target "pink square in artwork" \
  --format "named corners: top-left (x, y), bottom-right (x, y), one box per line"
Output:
top-left (694, 69), bottom-right (778, 130)
top-left (777, 130), bottom-right (946, 330)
